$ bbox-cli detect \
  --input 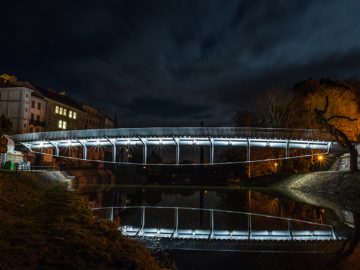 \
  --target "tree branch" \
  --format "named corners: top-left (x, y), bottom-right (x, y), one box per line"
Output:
top-left (326, 115), bottom-right (357, 122)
